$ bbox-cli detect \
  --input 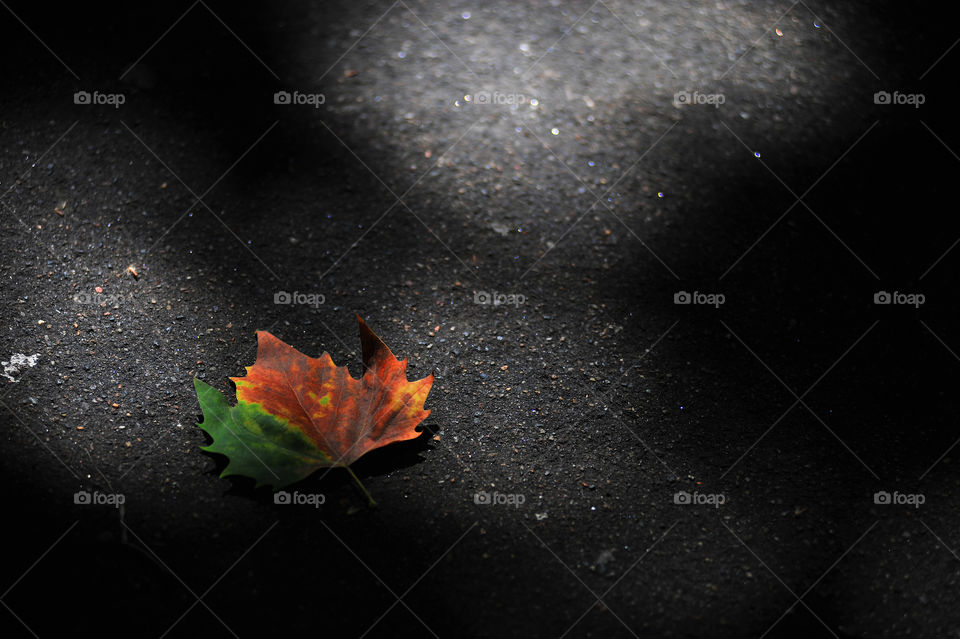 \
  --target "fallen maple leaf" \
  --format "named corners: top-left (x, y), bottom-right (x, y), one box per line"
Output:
top-left (193, 315), bottom-right (433, 505)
